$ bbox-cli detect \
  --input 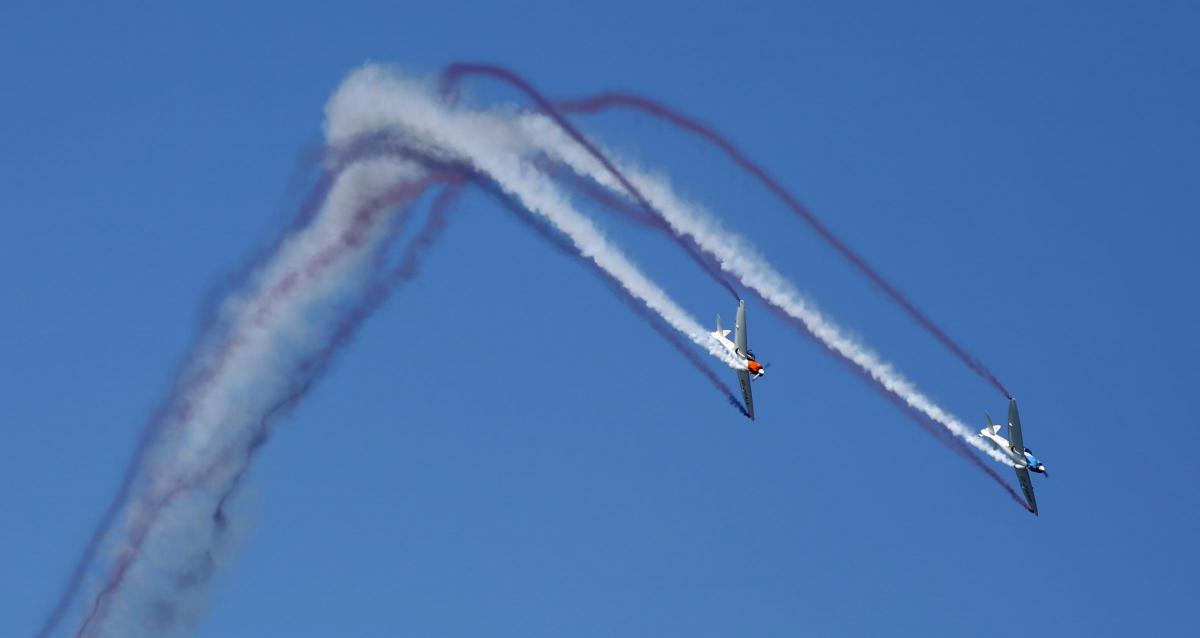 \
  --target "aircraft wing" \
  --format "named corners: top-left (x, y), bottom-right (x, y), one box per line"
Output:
top-left (1007, 399), bottom-right (1025, 453)
top-left (734, 300), bottom-right (748, 355)
top-left (1007, 400), bottom-right (1038, 514)
top-left (1015, 465), bottom-right (1038, 515)
top-left (738, 368), bottom-right (755, 420)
